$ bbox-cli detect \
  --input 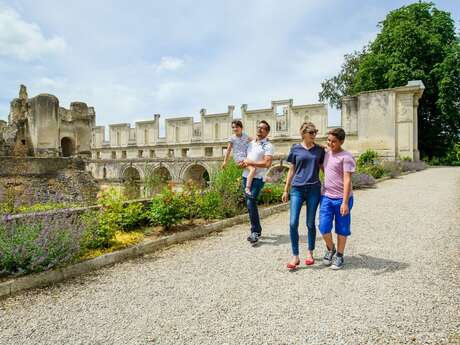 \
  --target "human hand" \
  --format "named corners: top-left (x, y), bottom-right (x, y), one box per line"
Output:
top-left (340, 202), bottom-right (349, 216)
top-left (282, 191), bottom-right (289, 203)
